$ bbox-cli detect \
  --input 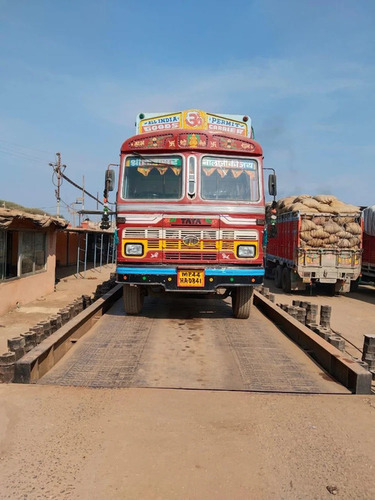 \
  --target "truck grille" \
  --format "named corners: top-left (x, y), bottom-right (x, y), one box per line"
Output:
top-left (122, 227), bottom-right (258, 262)
top-left (164, 252), bottom-right (217, 261)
